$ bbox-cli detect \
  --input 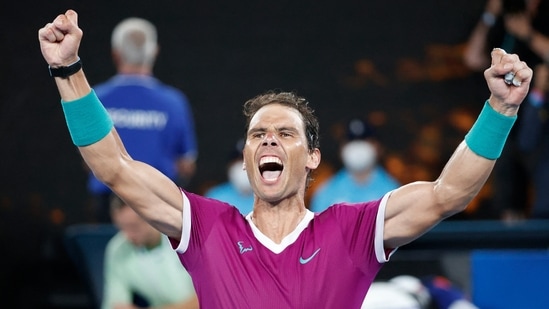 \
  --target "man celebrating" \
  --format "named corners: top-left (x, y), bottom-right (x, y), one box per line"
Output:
top-left (39, 10), bottom-right (531, 308)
